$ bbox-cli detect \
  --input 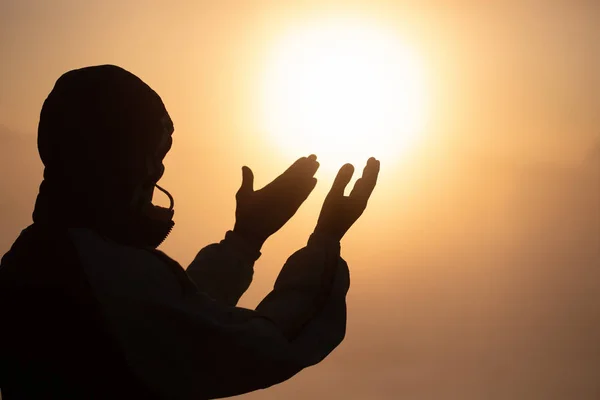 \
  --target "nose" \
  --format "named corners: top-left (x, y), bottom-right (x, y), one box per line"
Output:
top-left (157, 134), bottom-right (172, 160)
top-left (155, 164), bottom-right (166, 181)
